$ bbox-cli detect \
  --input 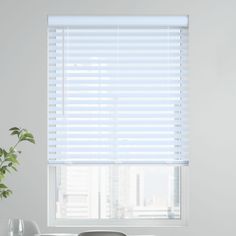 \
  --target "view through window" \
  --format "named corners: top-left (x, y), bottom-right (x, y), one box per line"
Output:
top-left (55, 165), bottom-right (180, 219)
